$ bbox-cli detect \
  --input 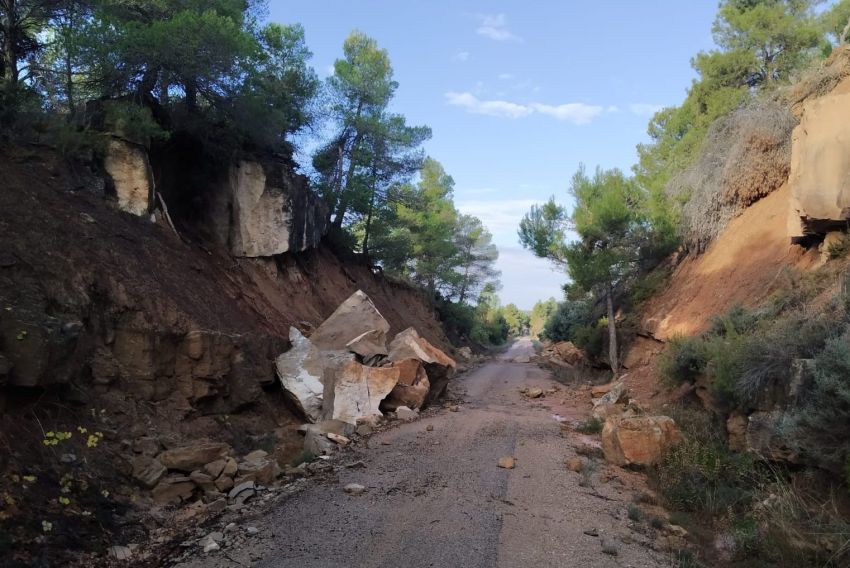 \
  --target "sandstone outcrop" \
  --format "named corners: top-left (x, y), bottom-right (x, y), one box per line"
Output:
top-left (787, 91), bottom-right (850, 240)
top-left (211, 158), bottom-right (328, 257)
top-left (601, 416), bottom-right (681, 467)
top-left (103, 138), bottom-right (154, 216)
